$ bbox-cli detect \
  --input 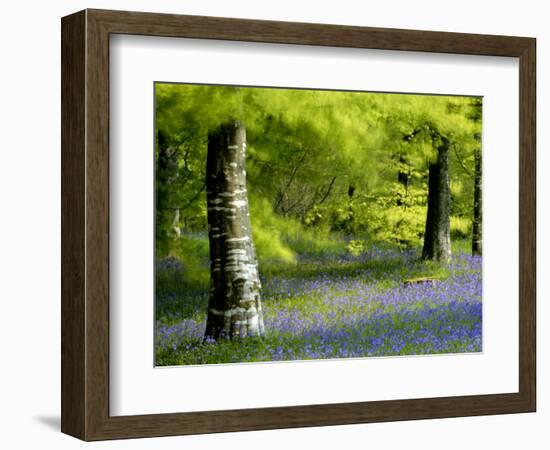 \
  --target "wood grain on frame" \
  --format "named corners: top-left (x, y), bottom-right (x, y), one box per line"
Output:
top-left (61, 8), bottom-right (536, 441)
